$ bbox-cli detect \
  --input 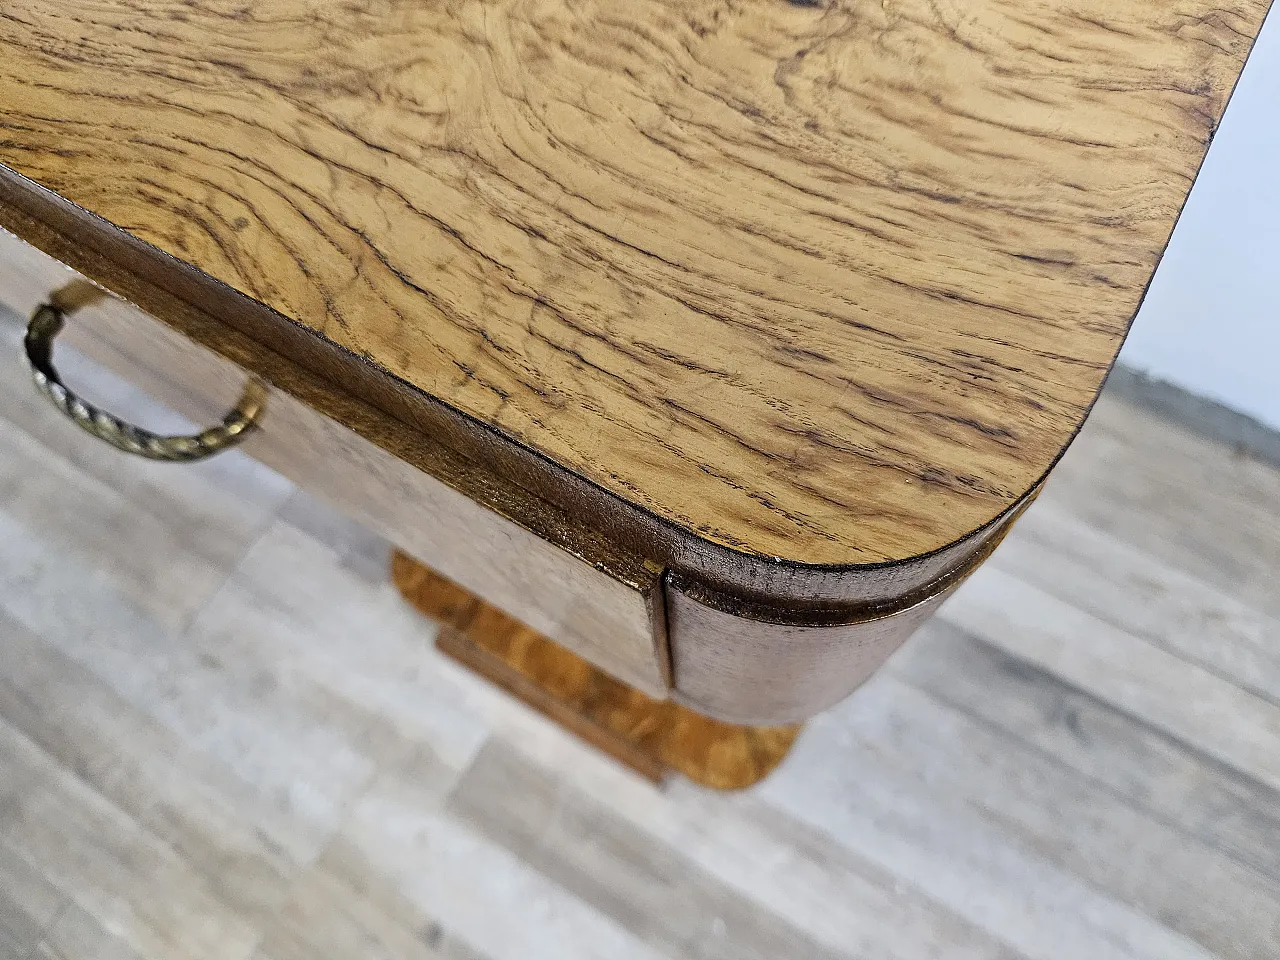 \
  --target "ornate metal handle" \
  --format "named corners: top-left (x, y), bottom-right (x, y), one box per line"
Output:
top-left (23, 280), bottom-right (266, 462)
